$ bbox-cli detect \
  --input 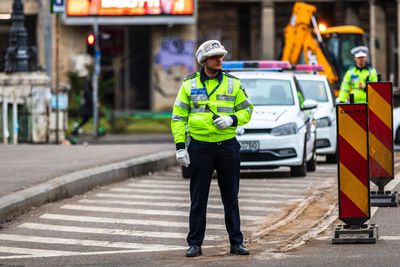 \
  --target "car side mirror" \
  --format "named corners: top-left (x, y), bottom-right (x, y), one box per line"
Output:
top-left (302, 99), bottom-right (318, 110)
